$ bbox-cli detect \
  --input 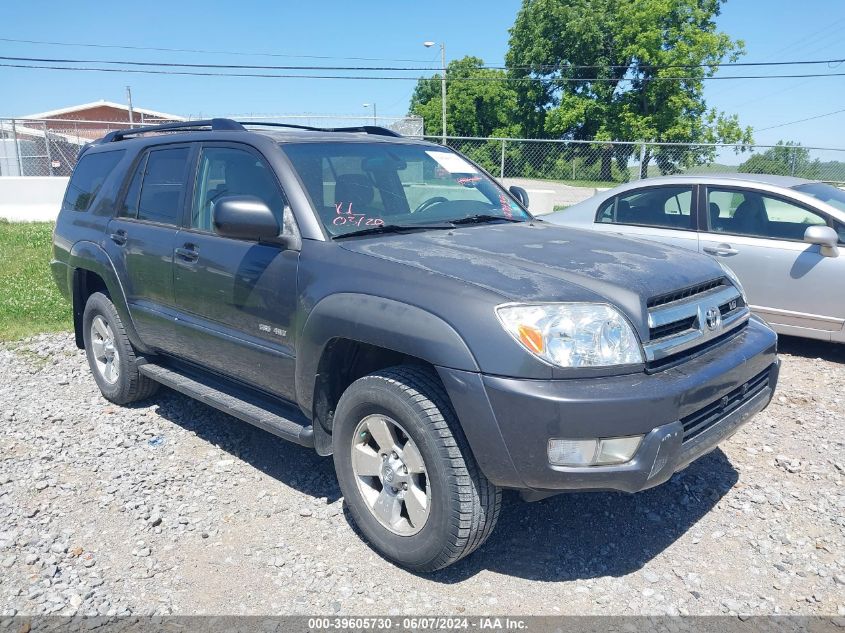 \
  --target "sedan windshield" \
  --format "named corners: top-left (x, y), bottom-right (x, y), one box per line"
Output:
top-left (281, 142), bottom-right (530, 236)
top-left (793, 182), bottom-right (845, 212)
